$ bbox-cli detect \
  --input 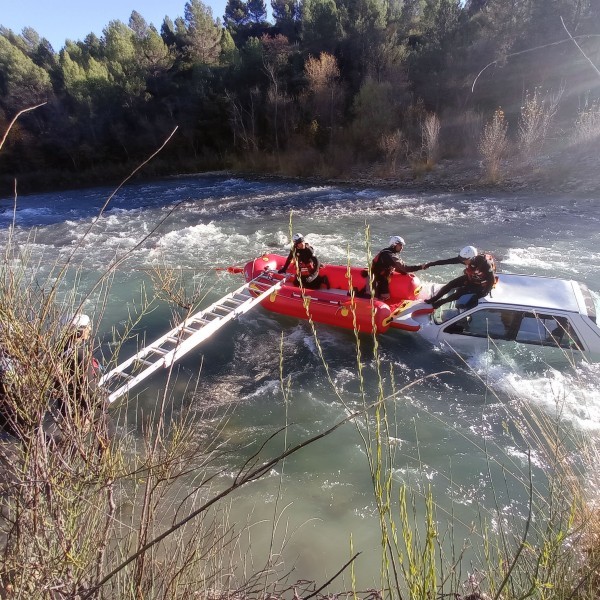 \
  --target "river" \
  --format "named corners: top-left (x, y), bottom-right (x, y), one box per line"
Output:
top-left (1, 174), bottom-right (599, 589)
